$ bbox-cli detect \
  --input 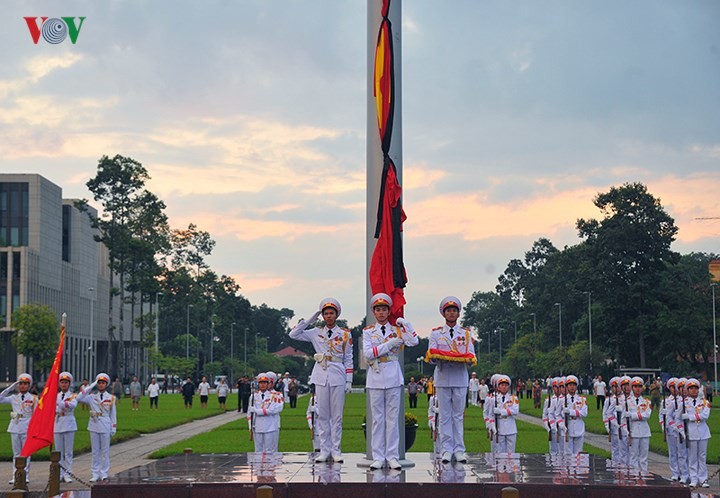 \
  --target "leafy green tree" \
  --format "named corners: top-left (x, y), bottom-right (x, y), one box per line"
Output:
top-left (11, 304), bottom-right (59, 374)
